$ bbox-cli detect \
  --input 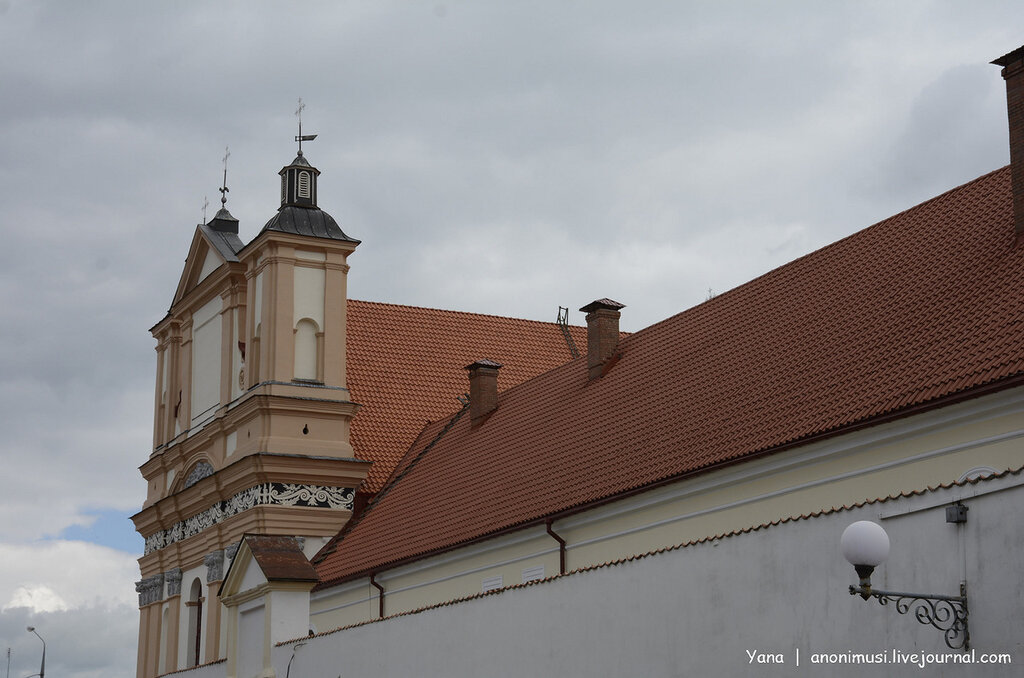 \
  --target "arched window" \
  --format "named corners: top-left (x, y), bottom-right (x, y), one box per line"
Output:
top-left (186, 578), bottom-right (204, 667)
top-left (298, 171), bottom-right (311, 198)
